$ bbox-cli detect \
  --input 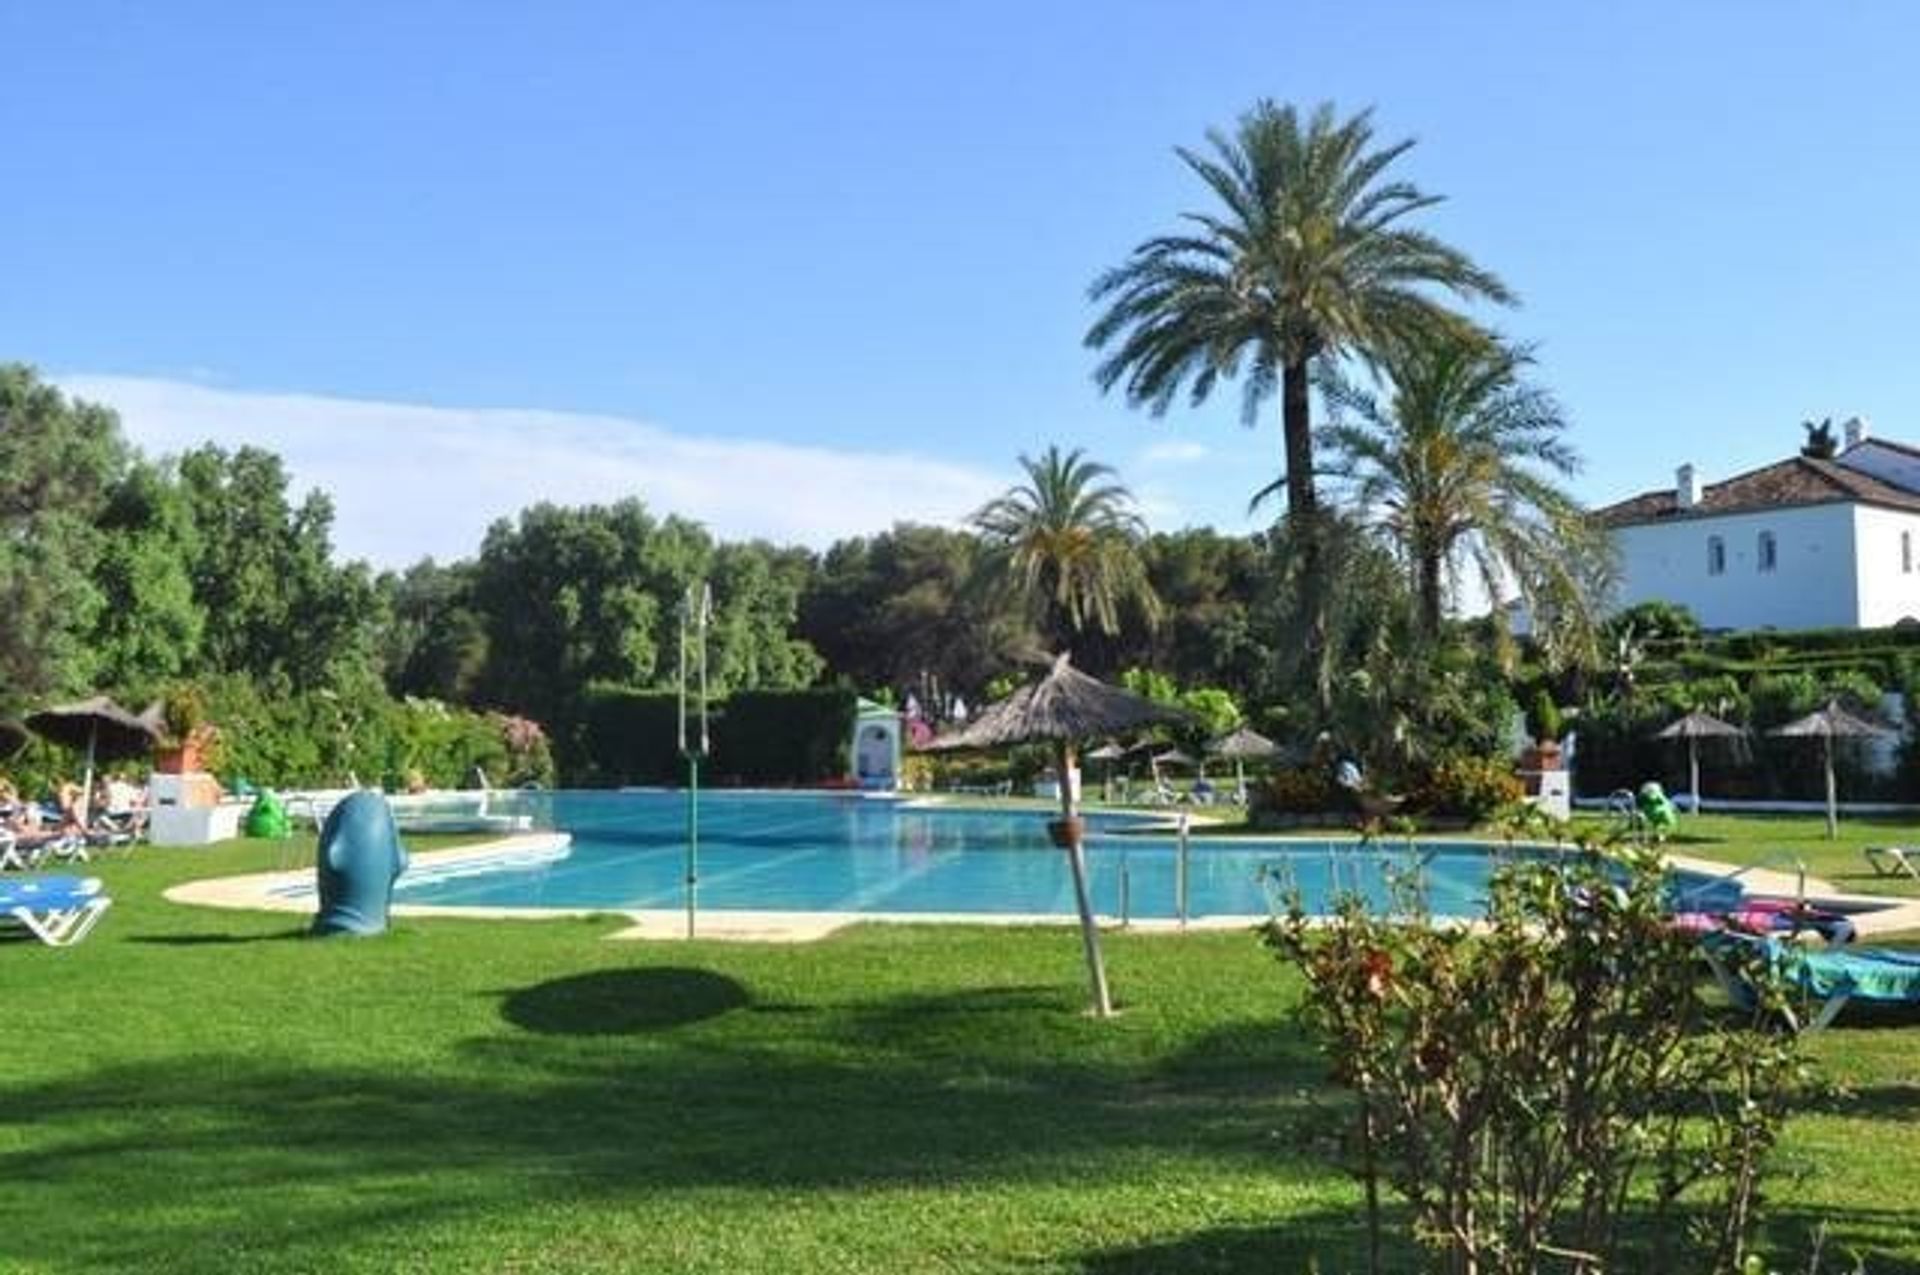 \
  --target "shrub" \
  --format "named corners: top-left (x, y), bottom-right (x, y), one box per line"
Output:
top-left (1266, 843), bottom-right (1808, 1274)
top-left (1252, 766), bottom-right (1335, 816)
top-left (1404, 755), bottom-right (1524, 821)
